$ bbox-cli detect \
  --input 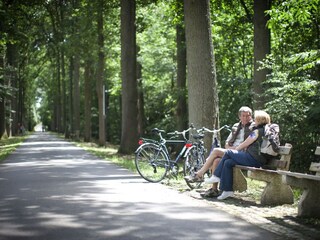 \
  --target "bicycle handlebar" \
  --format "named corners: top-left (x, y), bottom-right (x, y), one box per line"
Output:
top-left (198, 125), bottom-right (231, 136)
top-left (151, 124), bottom-right (195, 142)
top-left (167, 124), bottom-right (195, 140)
